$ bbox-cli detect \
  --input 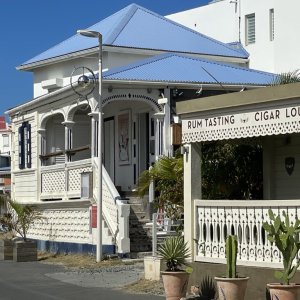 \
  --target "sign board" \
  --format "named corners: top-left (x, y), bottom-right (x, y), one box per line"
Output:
top-left (182, 105), bottom-right (300, 143)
